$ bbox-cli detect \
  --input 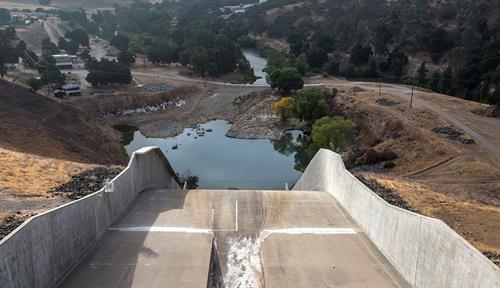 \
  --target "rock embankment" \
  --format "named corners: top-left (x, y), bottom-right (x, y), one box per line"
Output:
top-left (0, 211), bottom-right (37, 240)
top-left (226, 91), bottom-right (302, 140)
top-left (50, 167), bottom-right (123, 200)
top-left (355, 175), bottom-right (417, 213)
